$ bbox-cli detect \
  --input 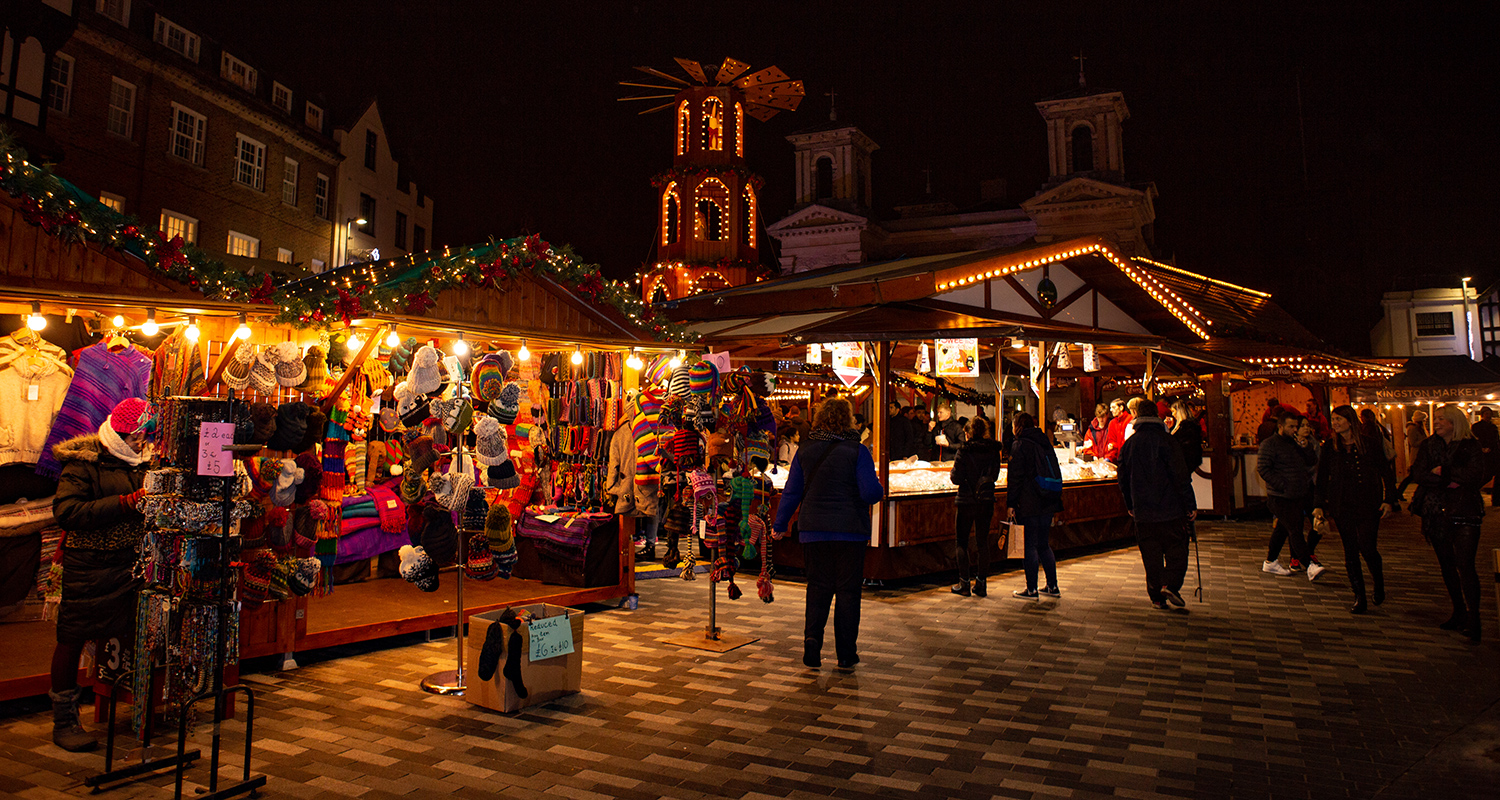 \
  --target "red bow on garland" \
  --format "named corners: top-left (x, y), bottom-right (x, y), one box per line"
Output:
top-left (335, 286), bottom-right (365, 324)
